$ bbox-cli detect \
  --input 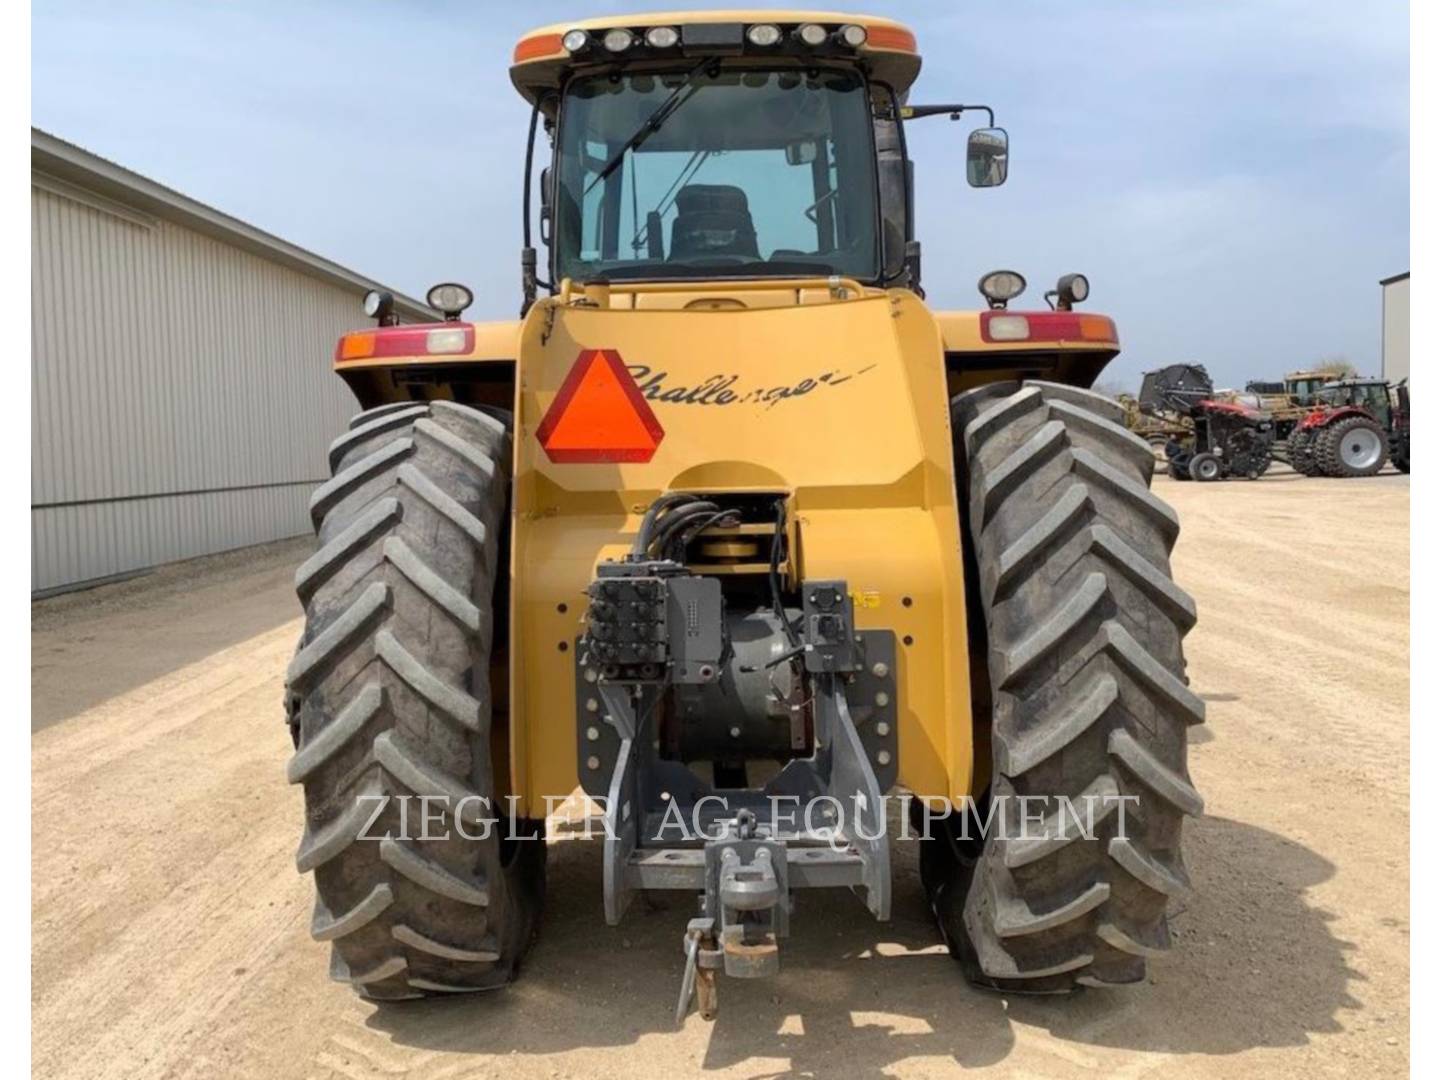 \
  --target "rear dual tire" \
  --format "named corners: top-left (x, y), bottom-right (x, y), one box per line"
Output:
top-left (927, 380), bottom-right (1205, 991)
top-left (1317, 416), bottom-right (1388, 478)
top-left (1287, 428), bottom-right (1323, 477)
top-left (1392, 438), bottom-right (1410, 474)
